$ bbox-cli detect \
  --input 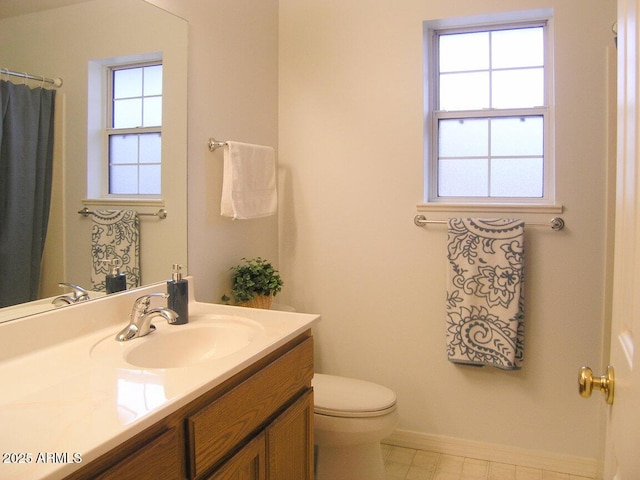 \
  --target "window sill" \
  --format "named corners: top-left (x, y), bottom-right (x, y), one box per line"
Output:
top-left (416, 203), bottom-right (563, 214)
top-left (83, 198), bottom-right (165, 208)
